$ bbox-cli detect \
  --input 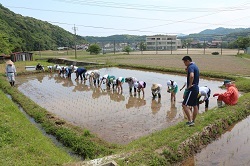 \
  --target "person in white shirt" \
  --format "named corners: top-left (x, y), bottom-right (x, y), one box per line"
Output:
top-left (116, 77), bottom-right (125, 92)
top-left (167, 80), bottom-right (178, 102)
top-left (5, 60), bottom-right (16, 86)
top-left (197, 86), bottom-right (211, 110)
top-left (125, 77), bottom-right (137, 94)
top-left (151, 83), bottom-right (162, 99)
